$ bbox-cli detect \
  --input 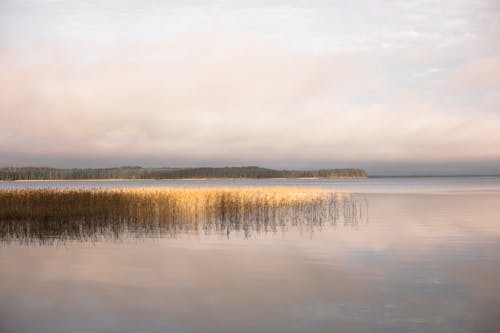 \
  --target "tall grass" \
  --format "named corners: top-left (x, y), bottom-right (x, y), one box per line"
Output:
top-left (0, 187), bottom-right (365, 244)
